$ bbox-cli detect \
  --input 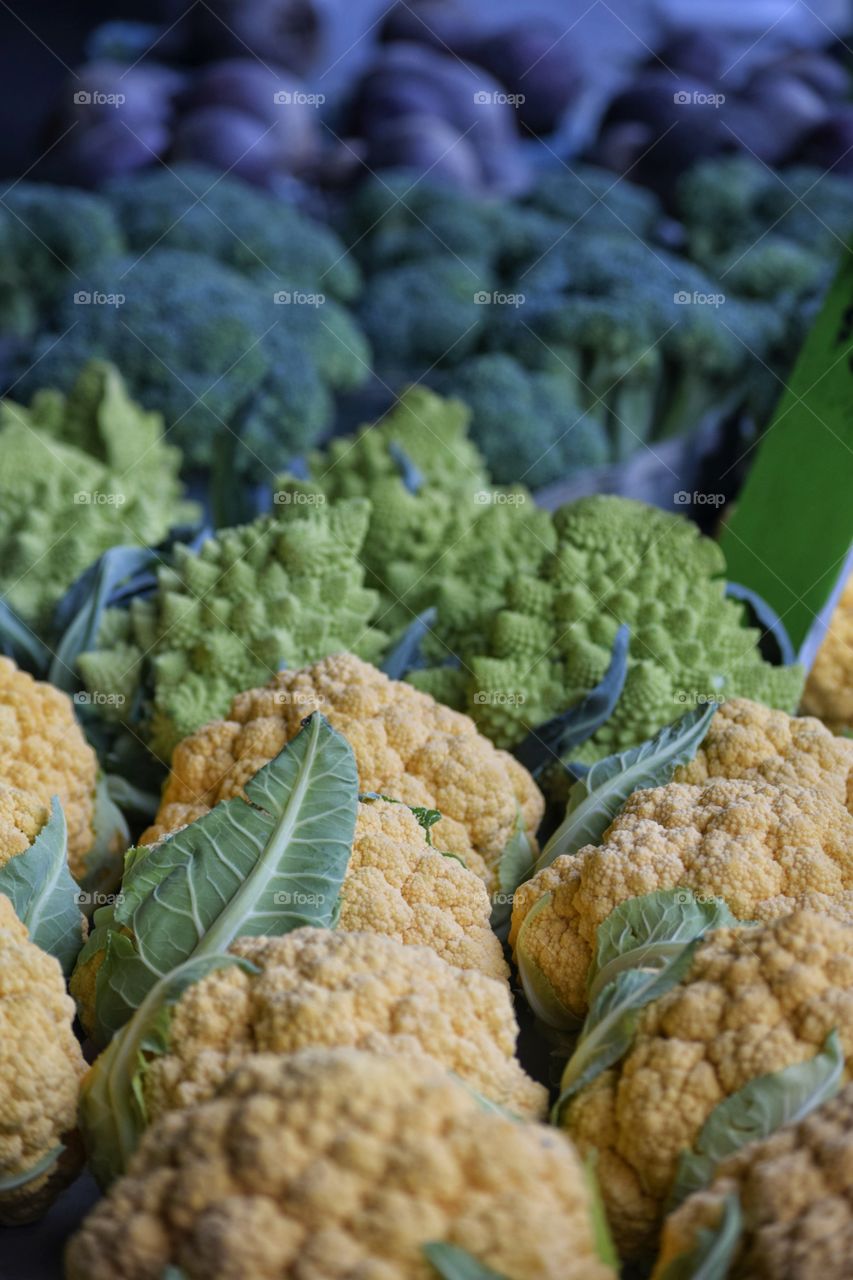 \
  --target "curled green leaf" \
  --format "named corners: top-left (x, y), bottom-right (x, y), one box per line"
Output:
top-left (0, 797), bottom-right (83, 975)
